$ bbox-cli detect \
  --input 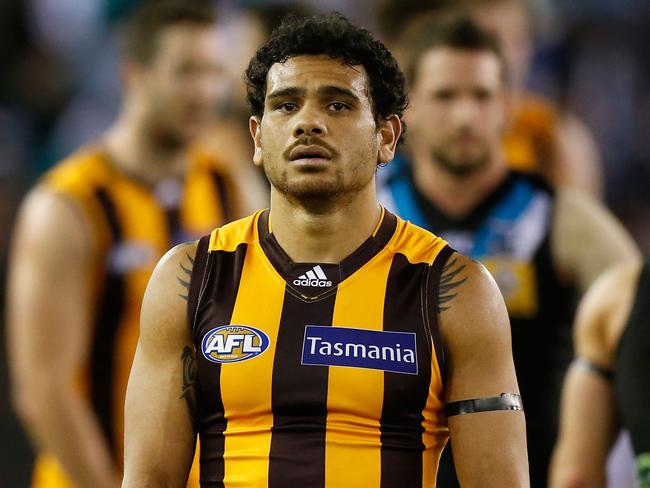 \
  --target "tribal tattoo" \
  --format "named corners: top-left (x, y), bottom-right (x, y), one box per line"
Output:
top-left (180, 346), bottom-right (199, 432)
top-left (438, 256), bottom-right (467, 312)
top-left (177, 252), bottom-right (194, 301)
